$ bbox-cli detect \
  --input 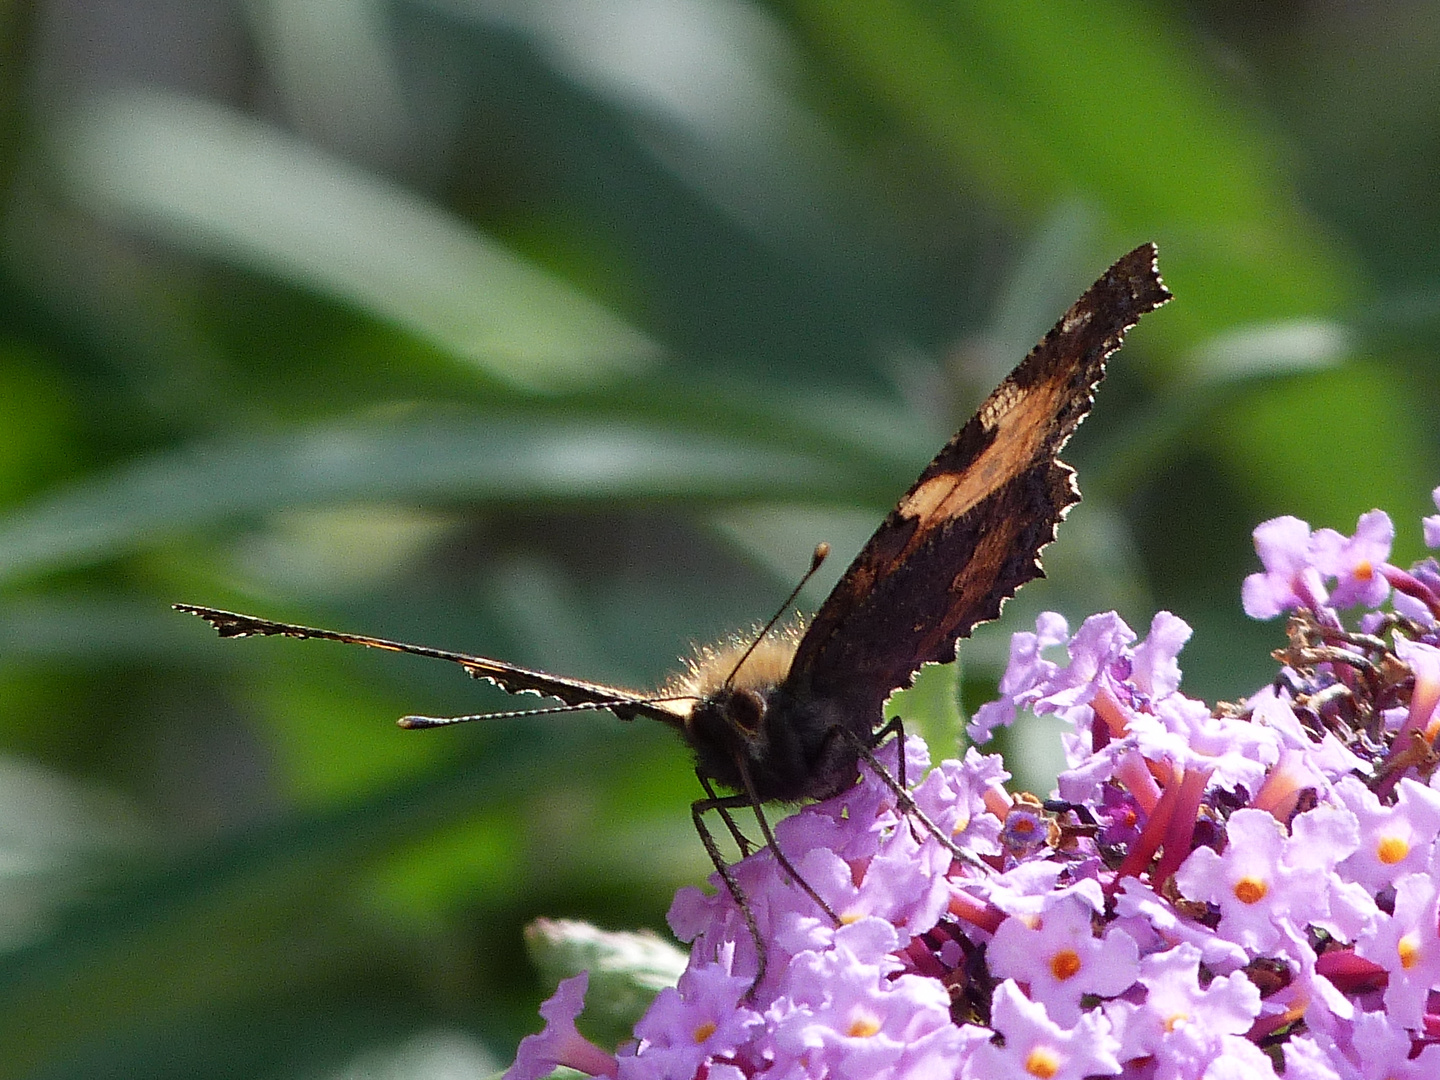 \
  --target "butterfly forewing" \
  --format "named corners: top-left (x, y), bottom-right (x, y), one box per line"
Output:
top-left (173, 604), bottom-right (687, 727)
top-left (784, 243), bottom-right (1171, 719)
